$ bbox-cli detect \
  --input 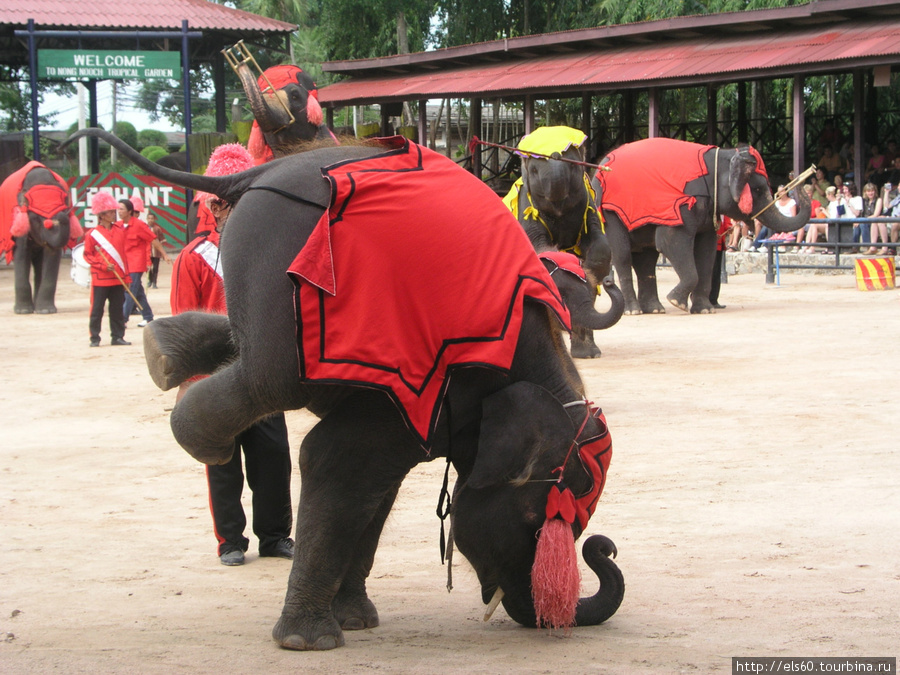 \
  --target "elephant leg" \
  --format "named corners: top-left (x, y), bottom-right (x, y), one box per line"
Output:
top-left (689, 229), bottom-right (718, 314)
top-left (274, 392), bottom-right (421, 651)
top-left (332, 480), bottom-right (402, 630)
top-left (570, 325), bottom-right (601, 359)
top-left (605, 215), bottom-right (640, 314)
top-left (656, 227), bottom-right (697, 313)
top-left (631, 248), bottom-right (665, 314)
top-left (34, 248), bottom-right (61, 314)
top-left (13, 239), bottom-right (35, 314)
top-left (143, 313), bottom-right (237, 390)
